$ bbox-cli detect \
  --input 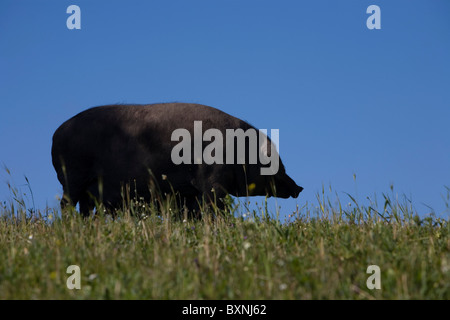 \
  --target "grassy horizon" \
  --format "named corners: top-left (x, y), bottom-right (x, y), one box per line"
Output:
top-left (0, 178), bottom-right (449, 299)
